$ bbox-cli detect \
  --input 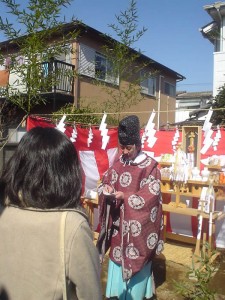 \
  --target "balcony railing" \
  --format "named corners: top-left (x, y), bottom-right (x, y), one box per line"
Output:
top-left (41, 59), bottom-right (75, 95)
